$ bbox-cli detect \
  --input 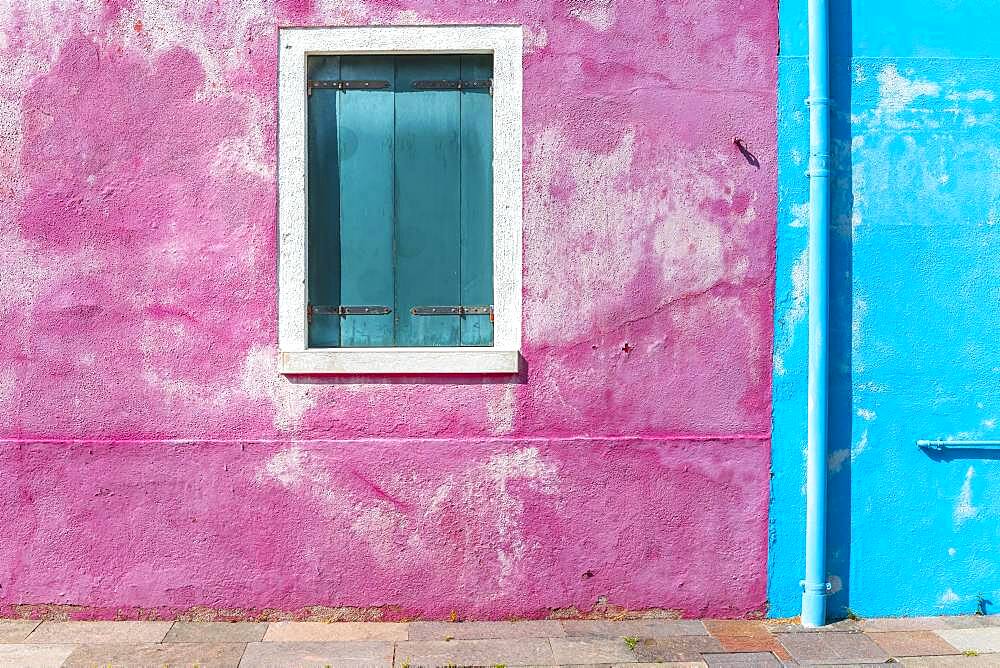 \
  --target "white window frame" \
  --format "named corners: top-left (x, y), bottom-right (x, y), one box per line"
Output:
top-left (277, 25), bottom-right (523, 375)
